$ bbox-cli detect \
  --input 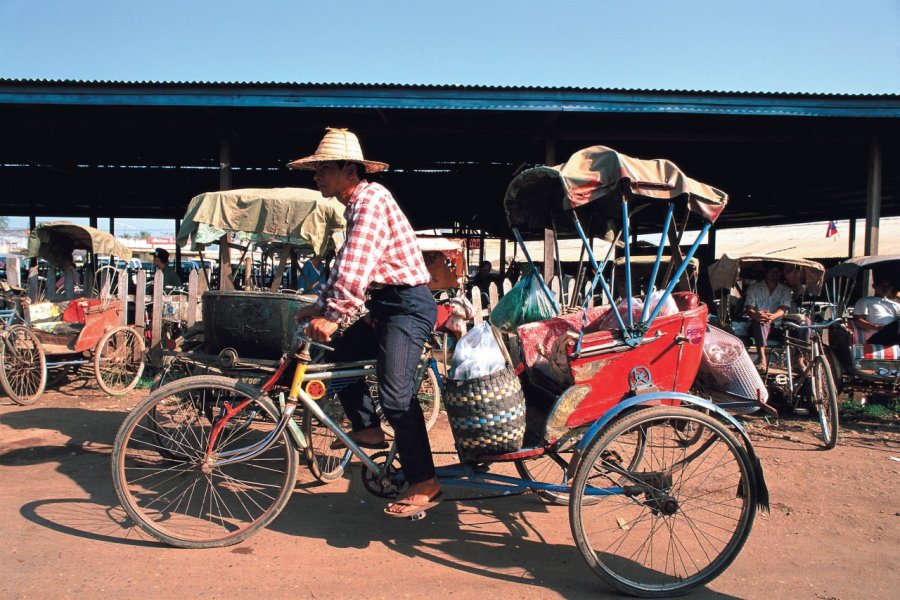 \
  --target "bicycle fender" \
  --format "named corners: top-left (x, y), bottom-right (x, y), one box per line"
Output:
top-left (575, 392), bottom-right (748, 451)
